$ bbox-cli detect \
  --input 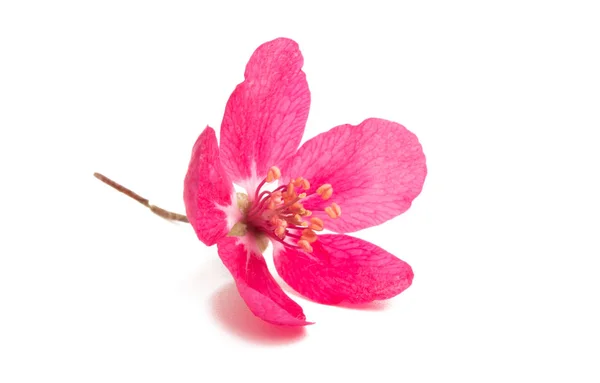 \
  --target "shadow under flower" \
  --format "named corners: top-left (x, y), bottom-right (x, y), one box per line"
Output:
top-left (335, 300), bottom-right (390, 311)
top-left (210, 282), bottom-right (307, 345)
